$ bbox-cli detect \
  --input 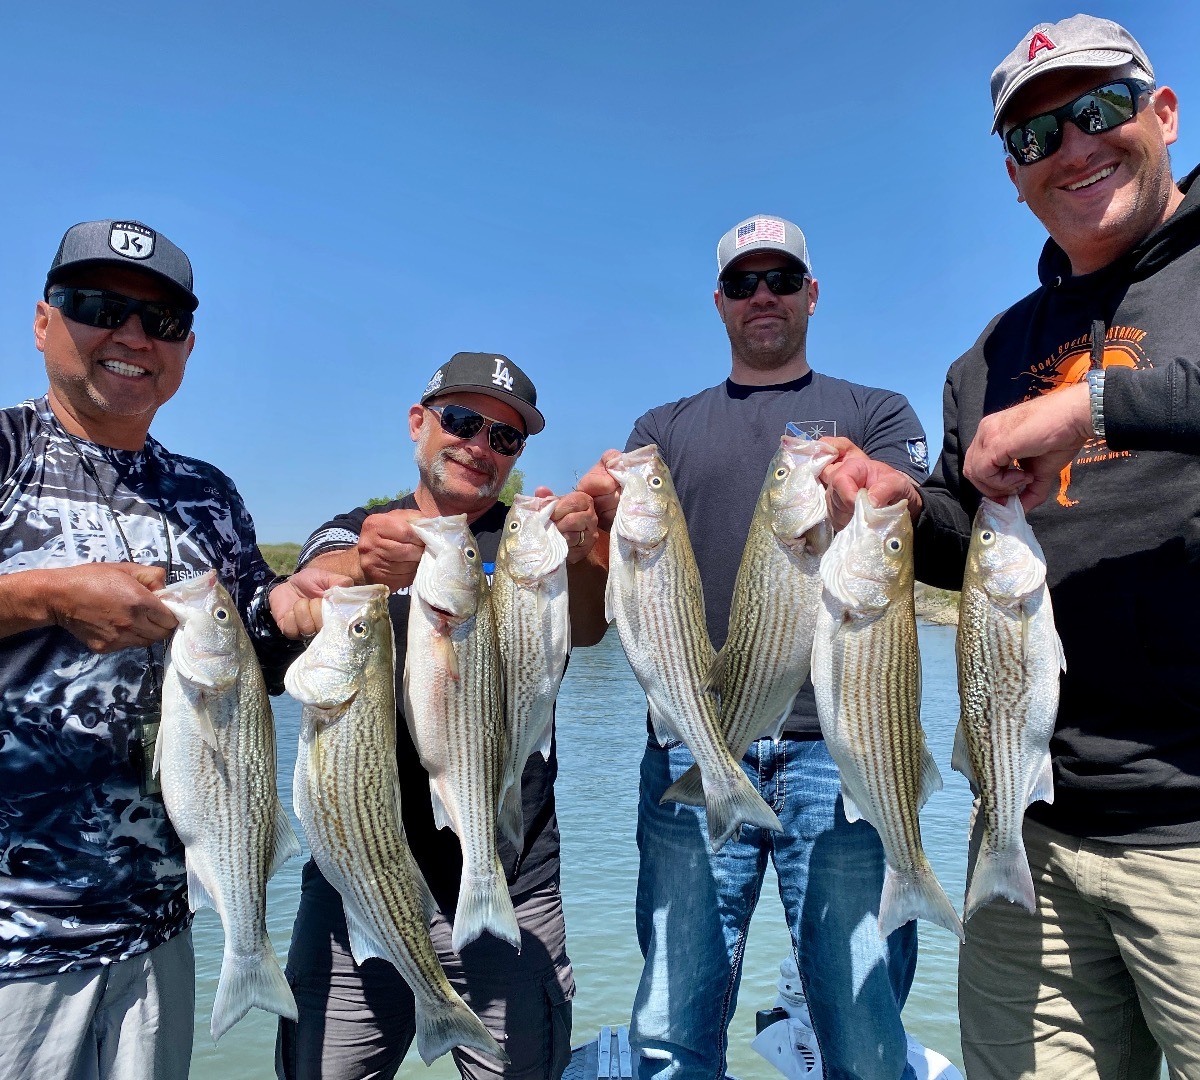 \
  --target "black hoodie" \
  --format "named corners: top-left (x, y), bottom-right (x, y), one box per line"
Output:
top-left (916, 163), bottom-right (1200, 844)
